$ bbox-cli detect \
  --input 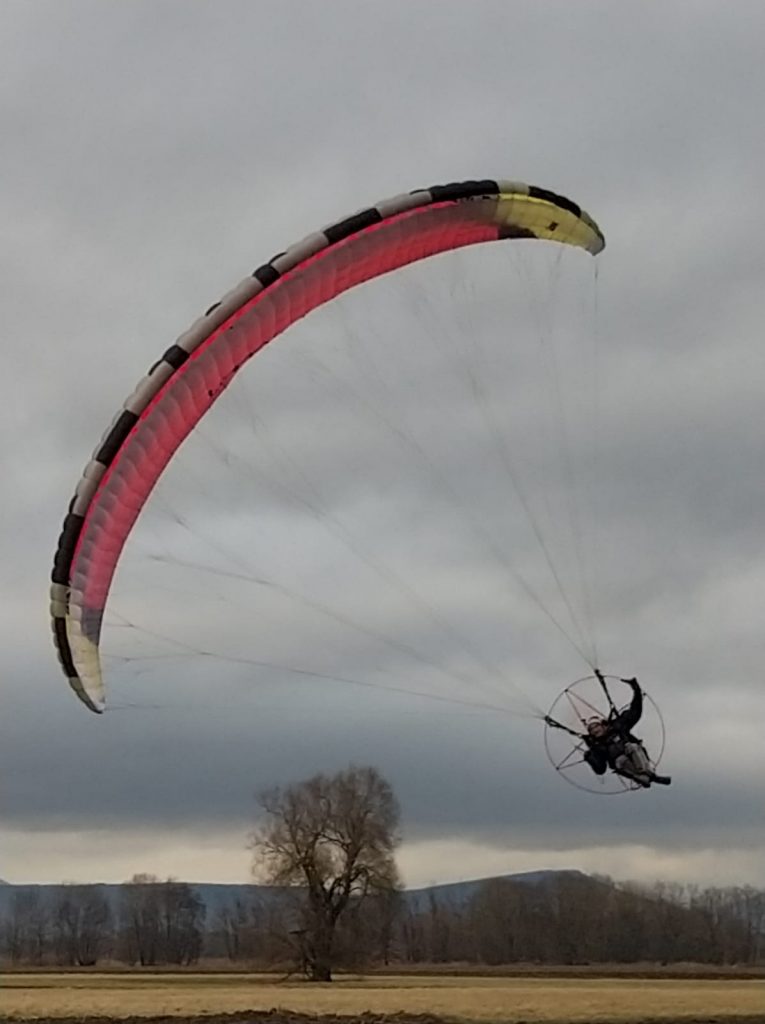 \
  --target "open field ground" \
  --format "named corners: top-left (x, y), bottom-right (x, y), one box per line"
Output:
top-left (4, 964), bottom-right (763, 980)
top-left (2, 972), bottom-right (763, 1023)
